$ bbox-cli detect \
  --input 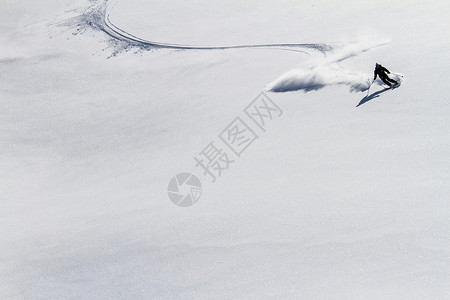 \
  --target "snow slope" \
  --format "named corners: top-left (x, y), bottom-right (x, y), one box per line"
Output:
top-left (1, 0), bottom-right (449, 298)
